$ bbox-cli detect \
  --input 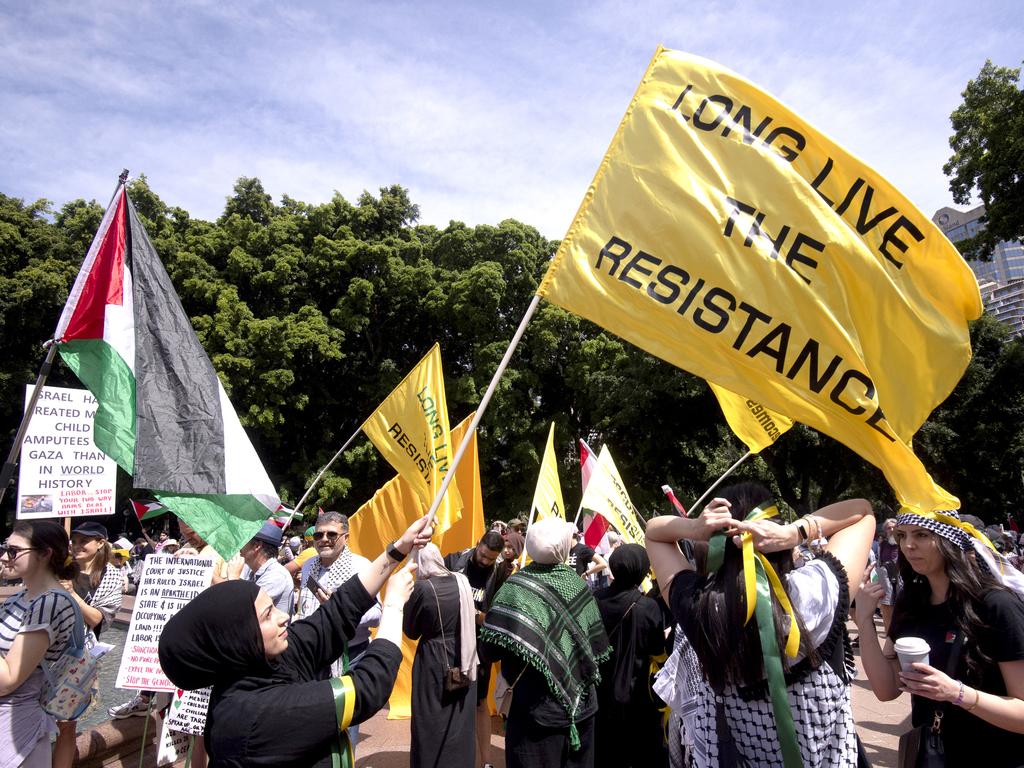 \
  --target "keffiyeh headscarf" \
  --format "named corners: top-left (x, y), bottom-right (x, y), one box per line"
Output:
top-left (896, 508), bottom-right (1024, 595)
